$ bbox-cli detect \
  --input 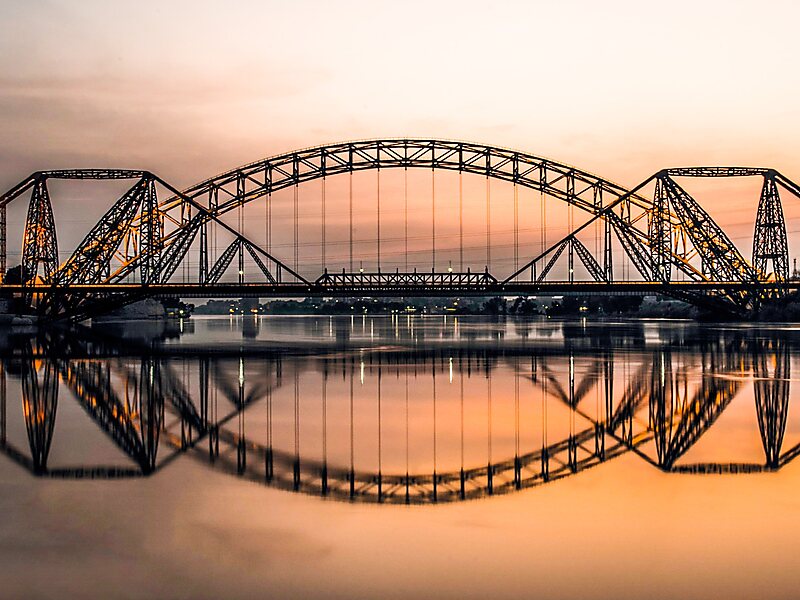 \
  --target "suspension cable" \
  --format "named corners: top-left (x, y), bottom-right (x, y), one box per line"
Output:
top-left (321, 177), bottom-right (326, 272)
top-left (266, 190), bottom-right (271, 254)
top-left (239, 188), bottom-right (245, 283)
top-left (486, 176), bottom-right (491, 270)
top-left (513, 182), bottom-right (519, 272)
top-left (459, 170), bottom-right (464, 271)
top-left (377, 167), bottom-right (381, 272)
top-left (293, 183), bottom-right (299, 272)
top-left (349, 171), bottom-right (354, 272)
top-left (431, 167), bottom-right (436, 271)
top-left (404, 167), bottom-right (409, 272)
